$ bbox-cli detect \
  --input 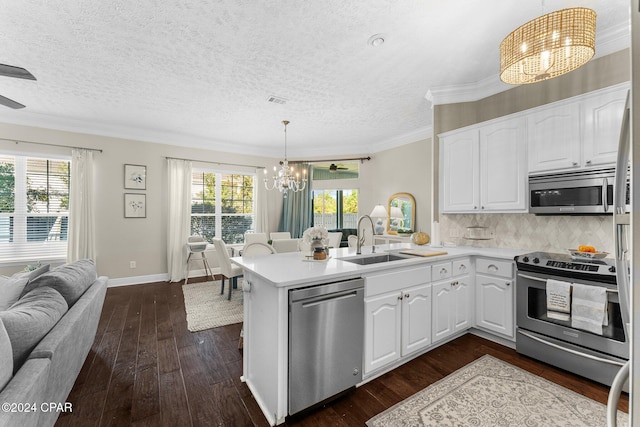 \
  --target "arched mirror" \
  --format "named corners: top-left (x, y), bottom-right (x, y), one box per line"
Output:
top-left (387, 192), bottom-right (416, 234)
